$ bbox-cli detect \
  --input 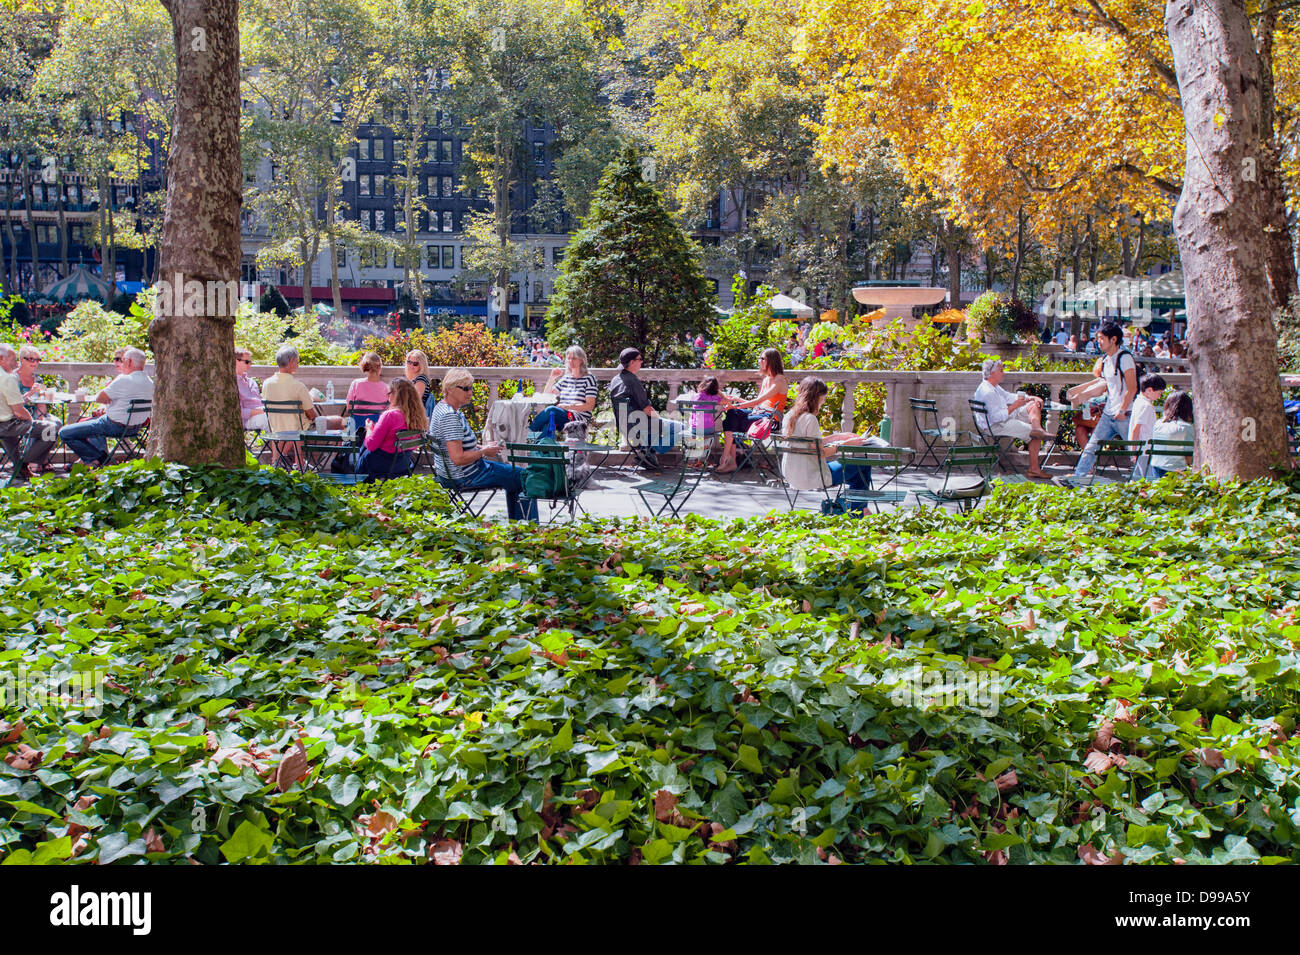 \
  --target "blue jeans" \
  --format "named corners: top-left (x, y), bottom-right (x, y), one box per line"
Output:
top-left (1073, 411), bottom-right (1127, 477)
top-left (358, 448), bottom-right (411, 478)
top-left (827, 460), bottom-right (872, 491)
top-left (529, 406), bottom-right (573, 436)
top-left (60, 416), bottom-right (129, 465)
top-left (463, 459), bottom-right (538, 521)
